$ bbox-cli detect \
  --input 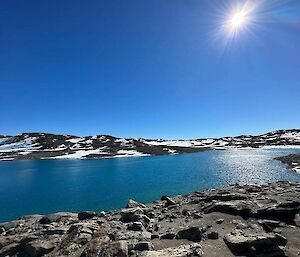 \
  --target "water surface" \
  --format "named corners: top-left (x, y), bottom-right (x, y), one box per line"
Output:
top-left (0, 149), bottom-right (300, 222)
